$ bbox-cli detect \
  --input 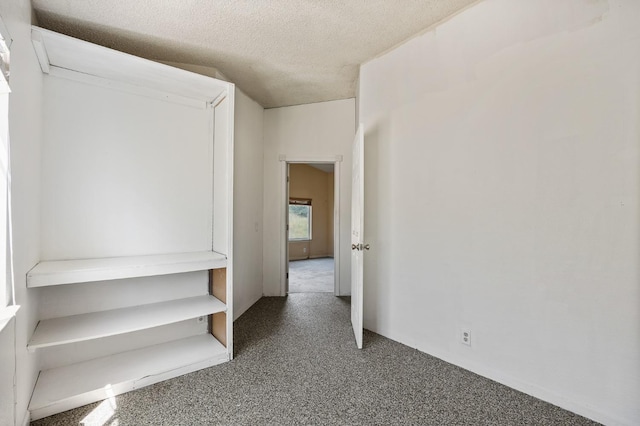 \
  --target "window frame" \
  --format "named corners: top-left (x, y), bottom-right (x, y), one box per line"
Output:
top-left (288, 198), bottom-right (312, 242)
